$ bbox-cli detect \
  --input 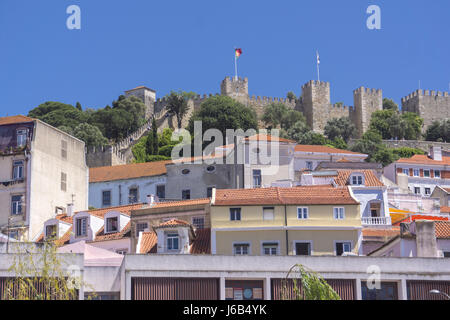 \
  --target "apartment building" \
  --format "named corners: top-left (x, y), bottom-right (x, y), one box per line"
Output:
top-left (0, 115), bottom-right (88, 241)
